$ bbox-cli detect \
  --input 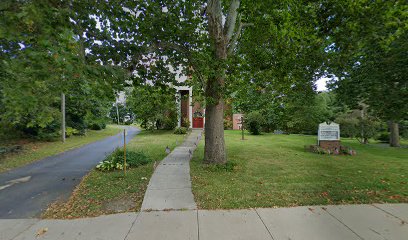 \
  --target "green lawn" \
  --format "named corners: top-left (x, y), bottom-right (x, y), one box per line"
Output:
top-left (0, 125), bottom-right (123, 173)
top-left (43, 130), bottom-right (186, 219)
top-left (191, 130), bottom-right (408, 209)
